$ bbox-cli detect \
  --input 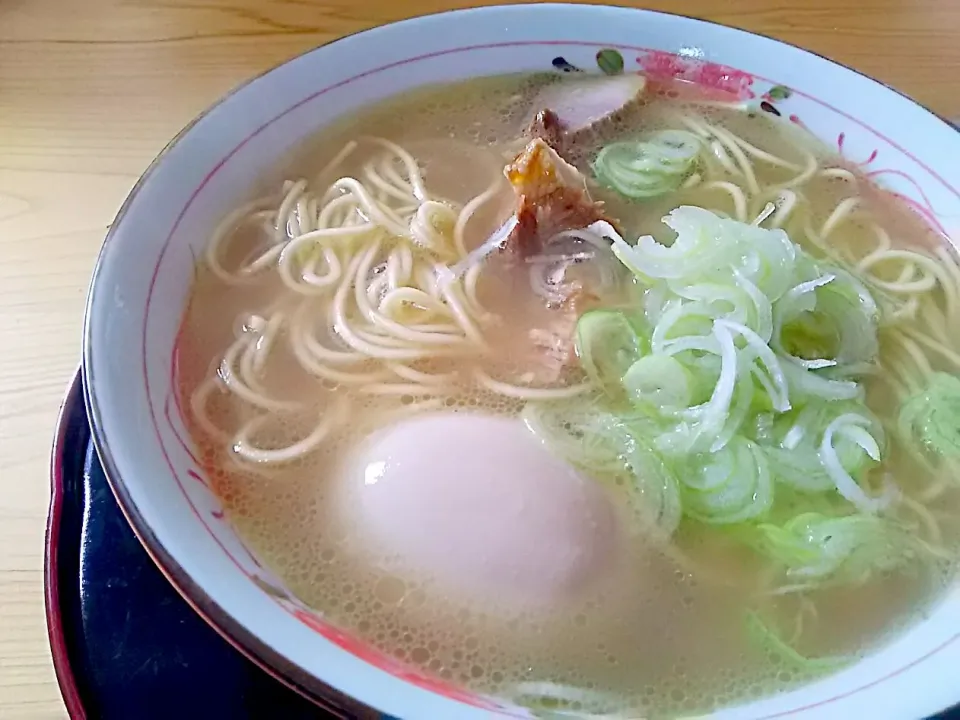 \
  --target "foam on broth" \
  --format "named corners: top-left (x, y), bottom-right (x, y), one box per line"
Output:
top-left (176, 74), bottom-right (960, 716)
